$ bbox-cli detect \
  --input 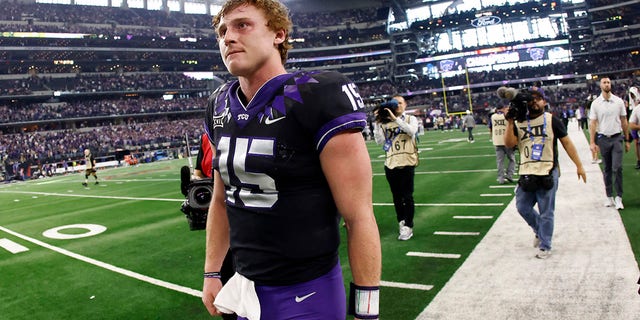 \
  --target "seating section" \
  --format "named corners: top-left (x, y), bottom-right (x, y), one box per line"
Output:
top-left (1, 1), bottom-right (638, 179)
